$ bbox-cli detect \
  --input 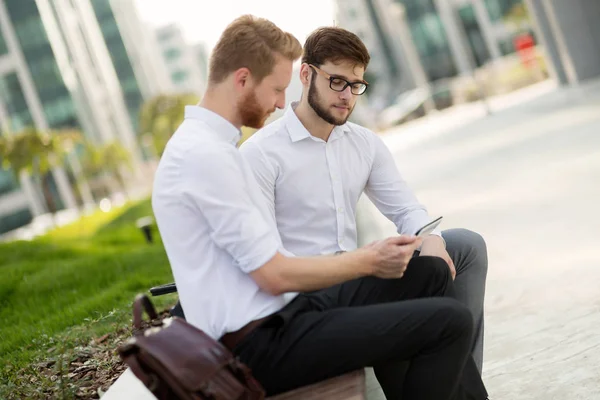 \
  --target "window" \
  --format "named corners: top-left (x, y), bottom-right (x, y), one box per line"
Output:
top-left (90, 0), bottom-right (114, 20)
top-left (0, 73), bottom-right (34, 132)
top-left (0, 163), bottom-right (20, 196)
top-left (157, 29), bottom-right (175, 43)
top-left (171, 70), bottom-right (189, 84)
top-left (0, 29), bottom-right (8, 55)
top-left (91, 4), bottom-right (144, 131)
top-left (43, 96), bottom-right (78, 128)
top-left (99, 18), bottom-right (121, 38)
top-left (5, 1), bottom-right (80, 129)
top-left (163, 47), bottom-right (181, 61)
top-left (0, 208), bottom-right (33, 235)
top-left (122, 77), bottom-right (140, 93)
